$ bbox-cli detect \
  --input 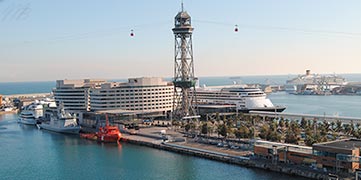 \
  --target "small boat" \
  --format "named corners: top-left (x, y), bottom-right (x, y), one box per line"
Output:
top-left (38, 103), bottom-right (80, 134)
top-left (80, 114), bottom-right (121, 143)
